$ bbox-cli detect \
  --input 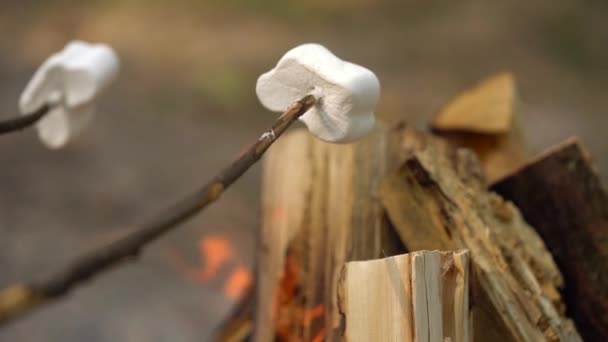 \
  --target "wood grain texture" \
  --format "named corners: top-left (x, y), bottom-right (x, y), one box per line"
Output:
top-left (432, 72), bottom-right (515, 134)
top-left (492, 138), bottom-right (608, 341)
top-left (340, 250), bottom-right (470, 342)
top-left (380, 126), bottom-right (581, 342)
top-left (431, 72), bottom-right (527, 182)
top-left (255, 125), bottom-right (406, 342)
